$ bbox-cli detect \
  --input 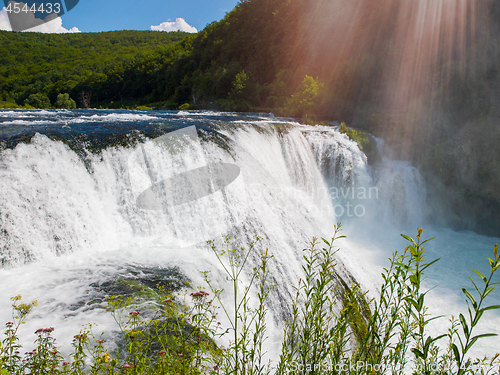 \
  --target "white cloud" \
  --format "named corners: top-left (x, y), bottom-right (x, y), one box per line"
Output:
top-left (0, 7), bottom-right (12, 31)
top-left (0, 6), bottom-right (80, 33)
top-left (27, 16), bottom-right (80, 33)
top-left (151, 18), bottom-right (197, 33)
